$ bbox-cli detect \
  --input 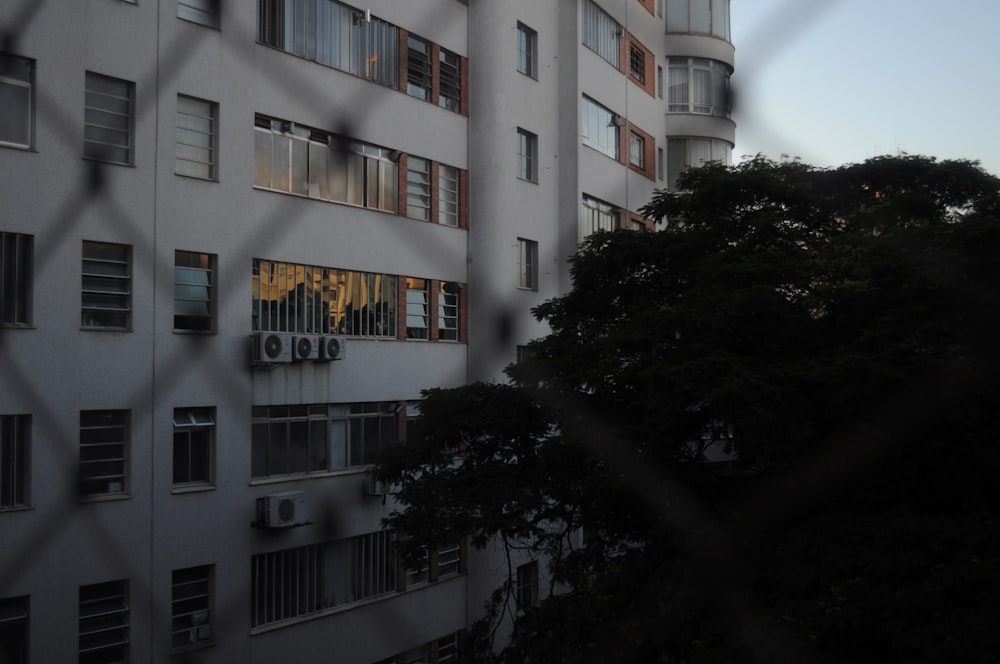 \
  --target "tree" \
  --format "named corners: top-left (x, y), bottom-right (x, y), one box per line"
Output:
top-left (377, 156), bottom-right (1000, 663)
